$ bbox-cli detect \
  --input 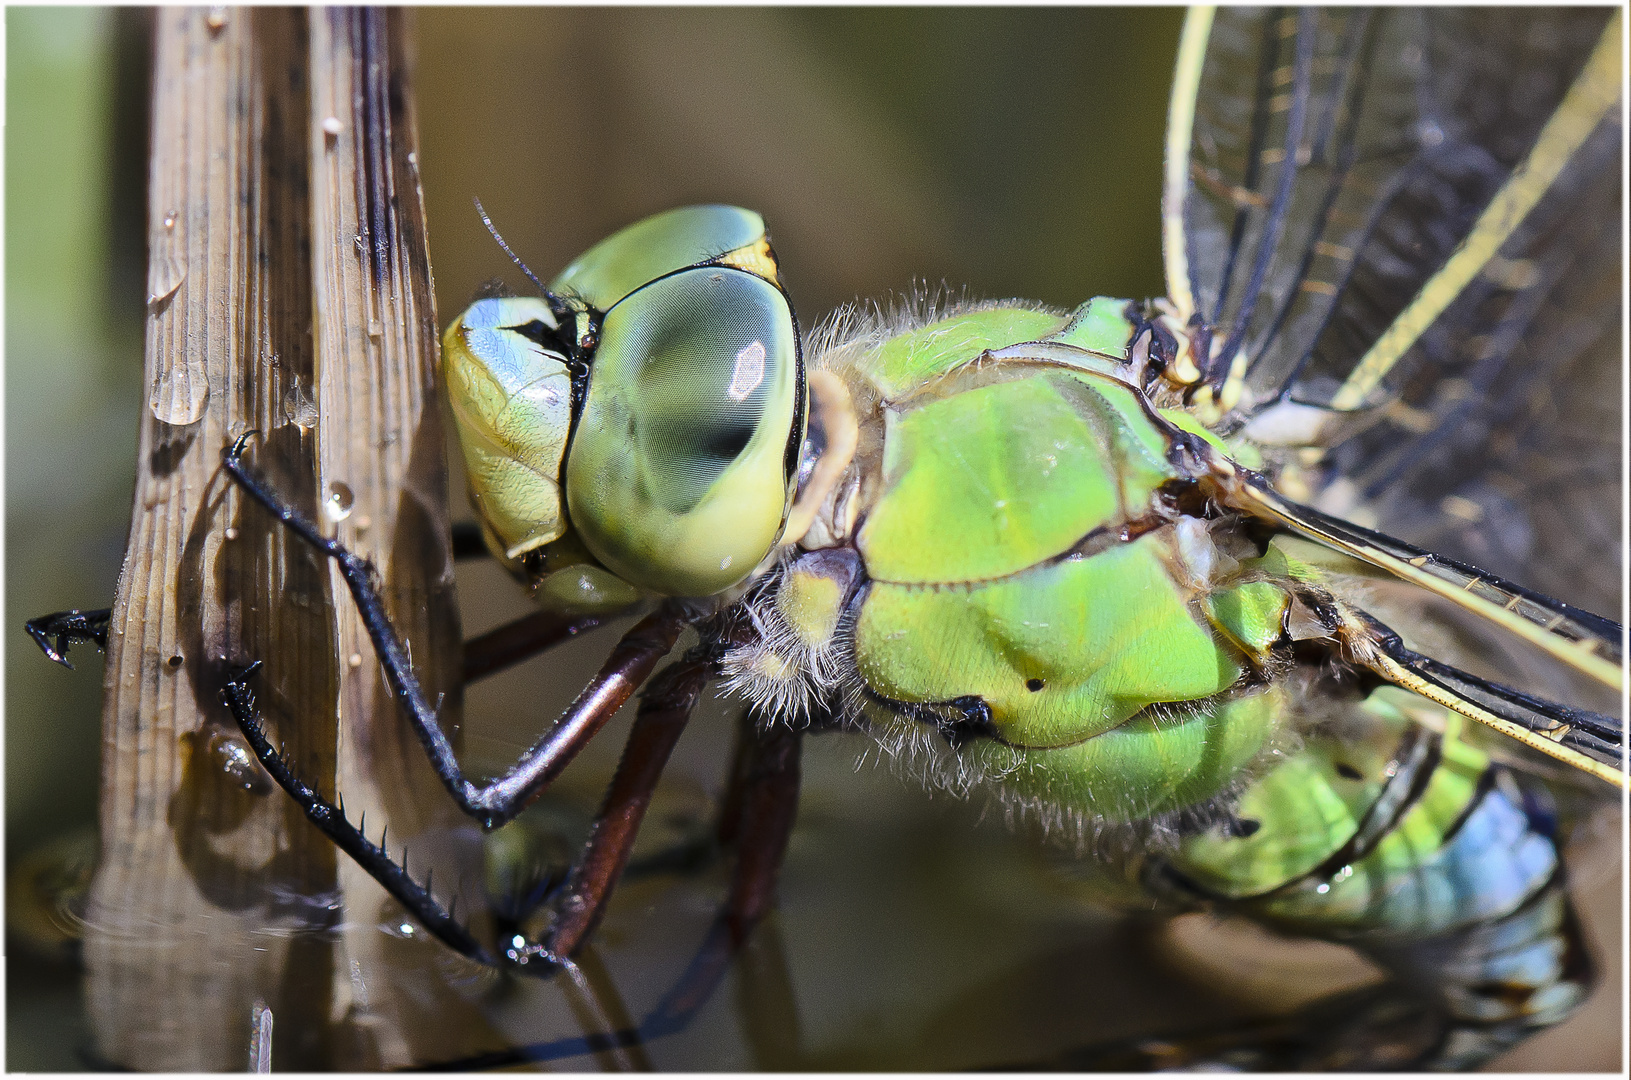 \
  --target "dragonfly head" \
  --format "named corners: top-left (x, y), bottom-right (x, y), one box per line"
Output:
top-left (443, 206), bottom-right (806, 601)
